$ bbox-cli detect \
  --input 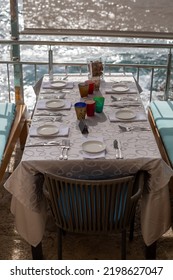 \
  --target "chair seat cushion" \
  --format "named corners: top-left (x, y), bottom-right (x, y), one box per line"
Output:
top-left (0, 103), bottom-right (16, 164)
top-left (150, 101), bottom-right (173, 166)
